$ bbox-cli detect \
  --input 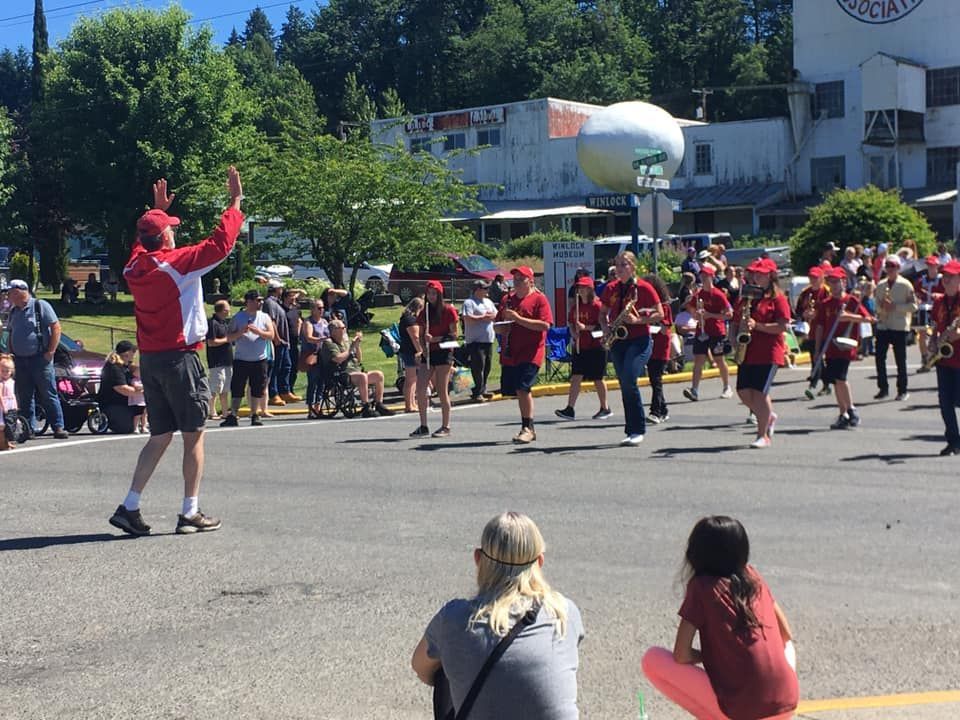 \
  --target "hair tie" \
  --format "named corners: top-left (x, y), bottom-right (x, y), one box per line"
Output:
top-left (480, 547), bottom-right (537, 567)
